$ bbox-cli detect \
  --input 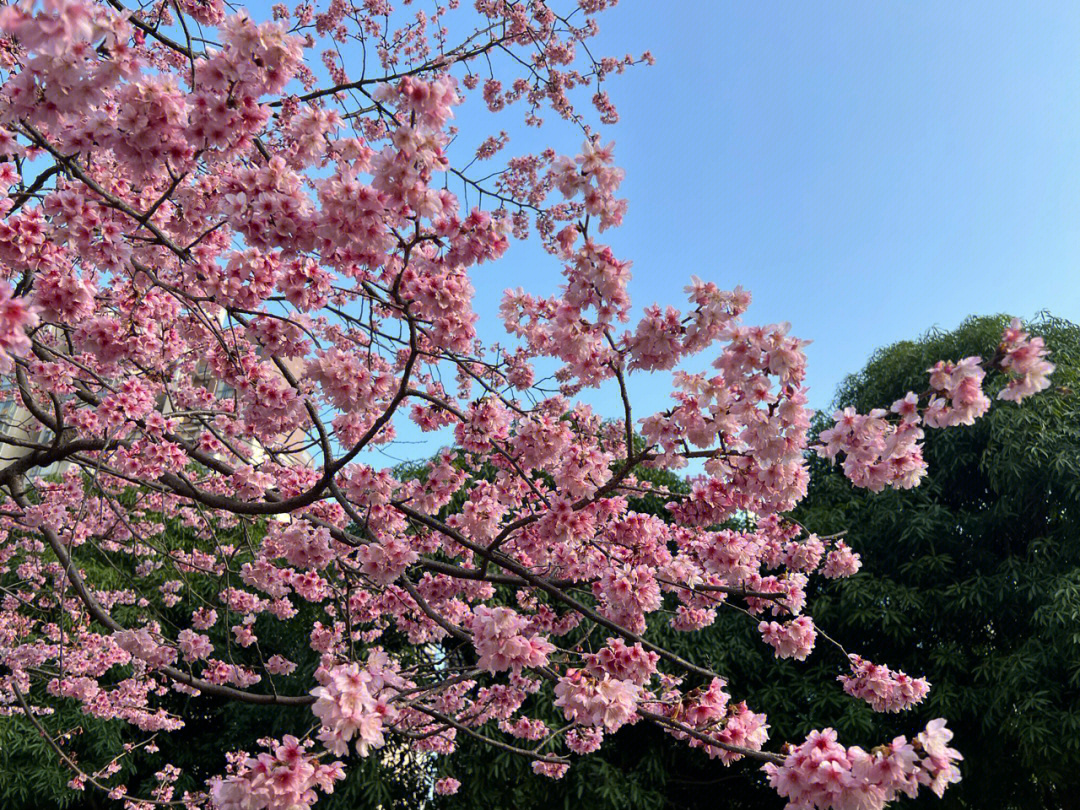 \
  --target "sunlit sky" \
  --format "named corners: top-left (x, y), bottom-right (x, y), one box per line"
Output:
top-left (290, 1), bottom-right (1080, 465)
top-left (578, 0), bottom-right (1080, 409)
